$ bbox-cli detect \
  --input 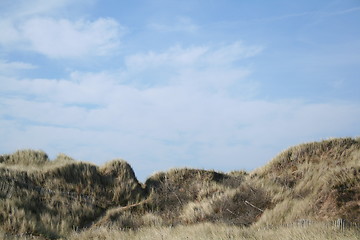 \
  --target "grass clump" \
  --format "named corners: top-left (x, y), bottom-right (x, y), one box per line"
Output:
top-left (0, 150), bottom-right (49, 167)
top-left (143, 168), bottom-right (246, 224)
top-left (181, 183), bottom-right (270, 226)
